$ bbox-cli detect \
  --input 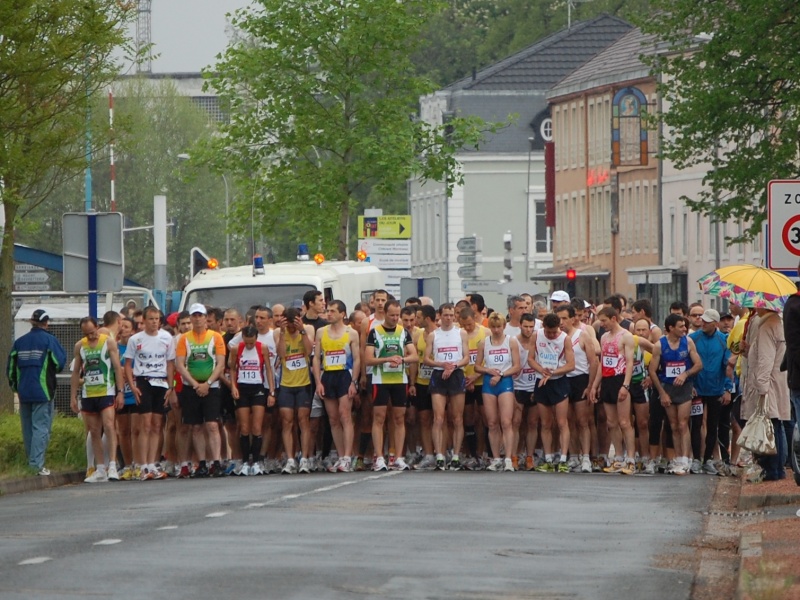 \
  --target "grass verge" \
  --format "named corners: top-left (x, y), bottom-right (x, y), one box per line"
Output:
top-left (0, 412), bottom-right (85, 480)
